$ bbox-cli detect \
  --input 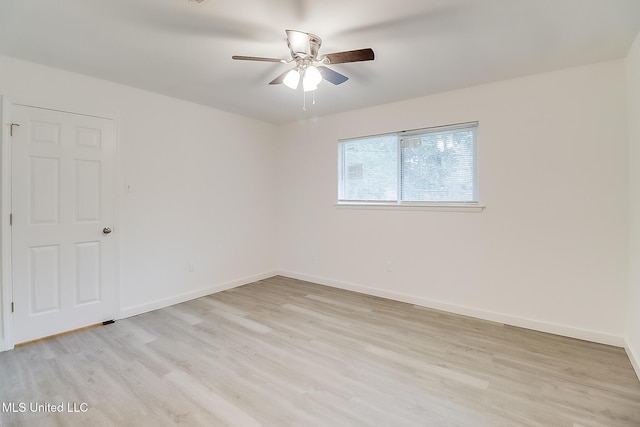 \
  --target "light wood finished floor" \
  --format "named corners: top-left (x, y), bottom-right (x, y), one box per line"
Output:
top-left (1, 276), bottom-right (639, 426)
